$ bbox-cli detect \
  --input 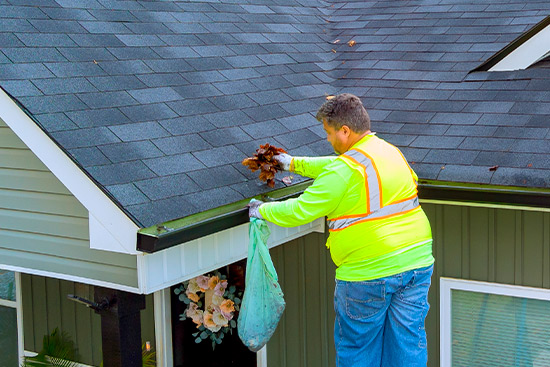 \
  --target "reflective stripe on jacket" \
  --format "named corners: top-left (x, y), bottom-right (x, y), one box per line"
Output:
top-left (260, 134), bottom-right (433, 281)
top-left (327, 143), bottom-right (419, 231)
